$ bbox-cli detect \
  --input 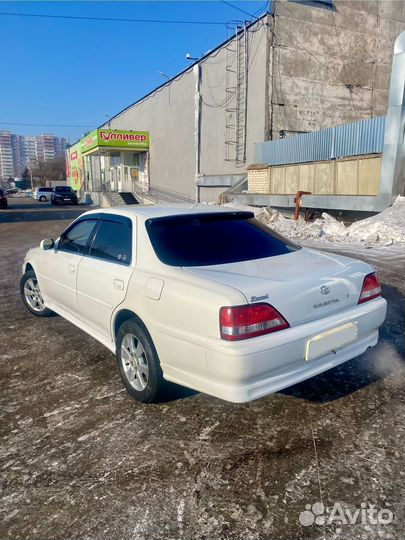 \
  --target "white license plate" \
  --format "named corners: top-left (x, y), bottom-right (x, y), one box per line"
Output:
top-left (63, 198), bottom-right (70, 200)
top-left (305, 322), bottom-right (358, 361)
